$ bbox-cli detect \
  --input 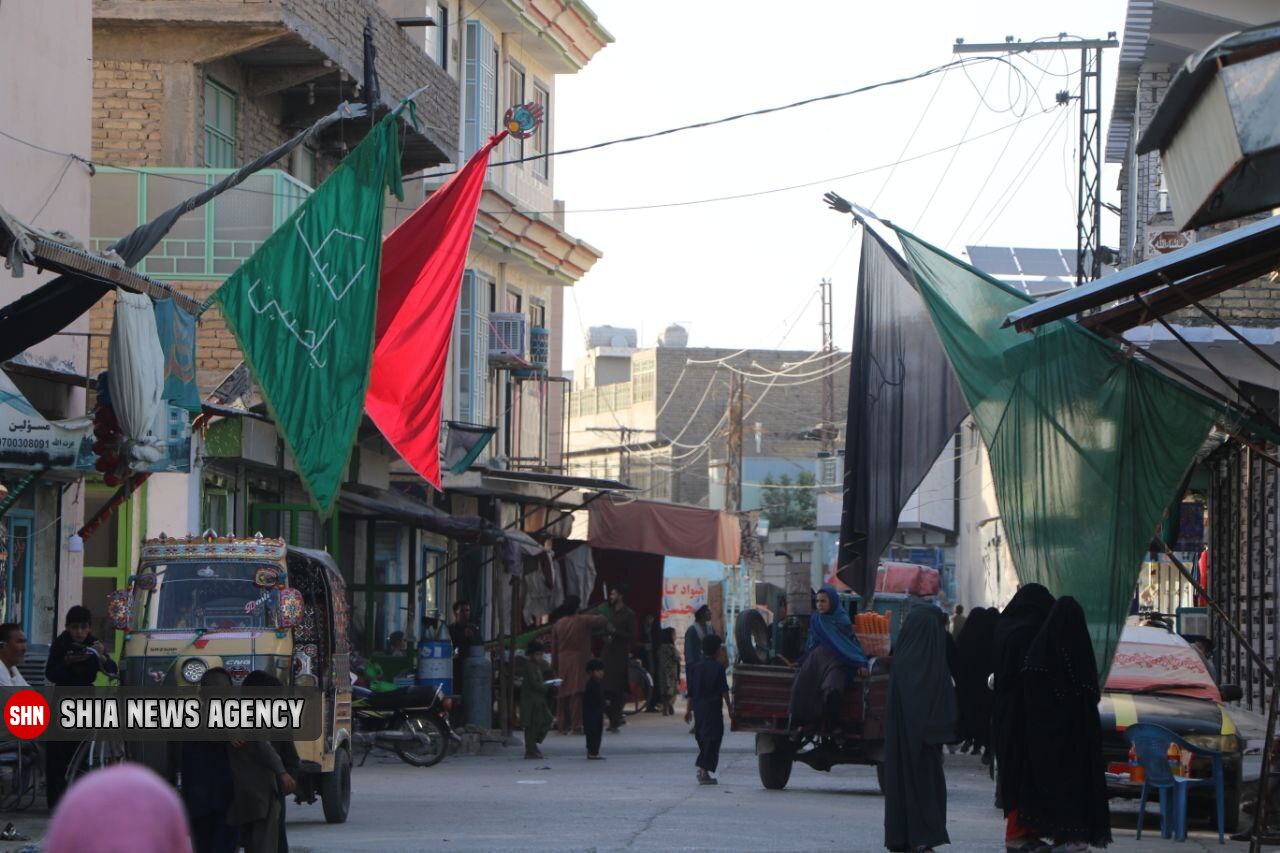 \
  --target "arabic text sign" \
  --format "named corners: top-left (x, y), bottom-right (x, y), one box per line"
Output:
top-left (0, 372), bottom-right (90, 469)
